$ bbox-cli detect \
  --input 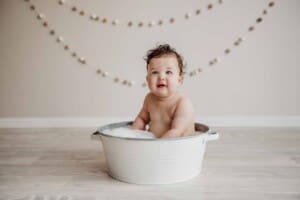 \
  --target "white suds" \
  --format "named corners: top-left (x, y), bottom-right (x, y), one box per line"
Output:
top-left (103, 127), bottom-right (156, 139)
